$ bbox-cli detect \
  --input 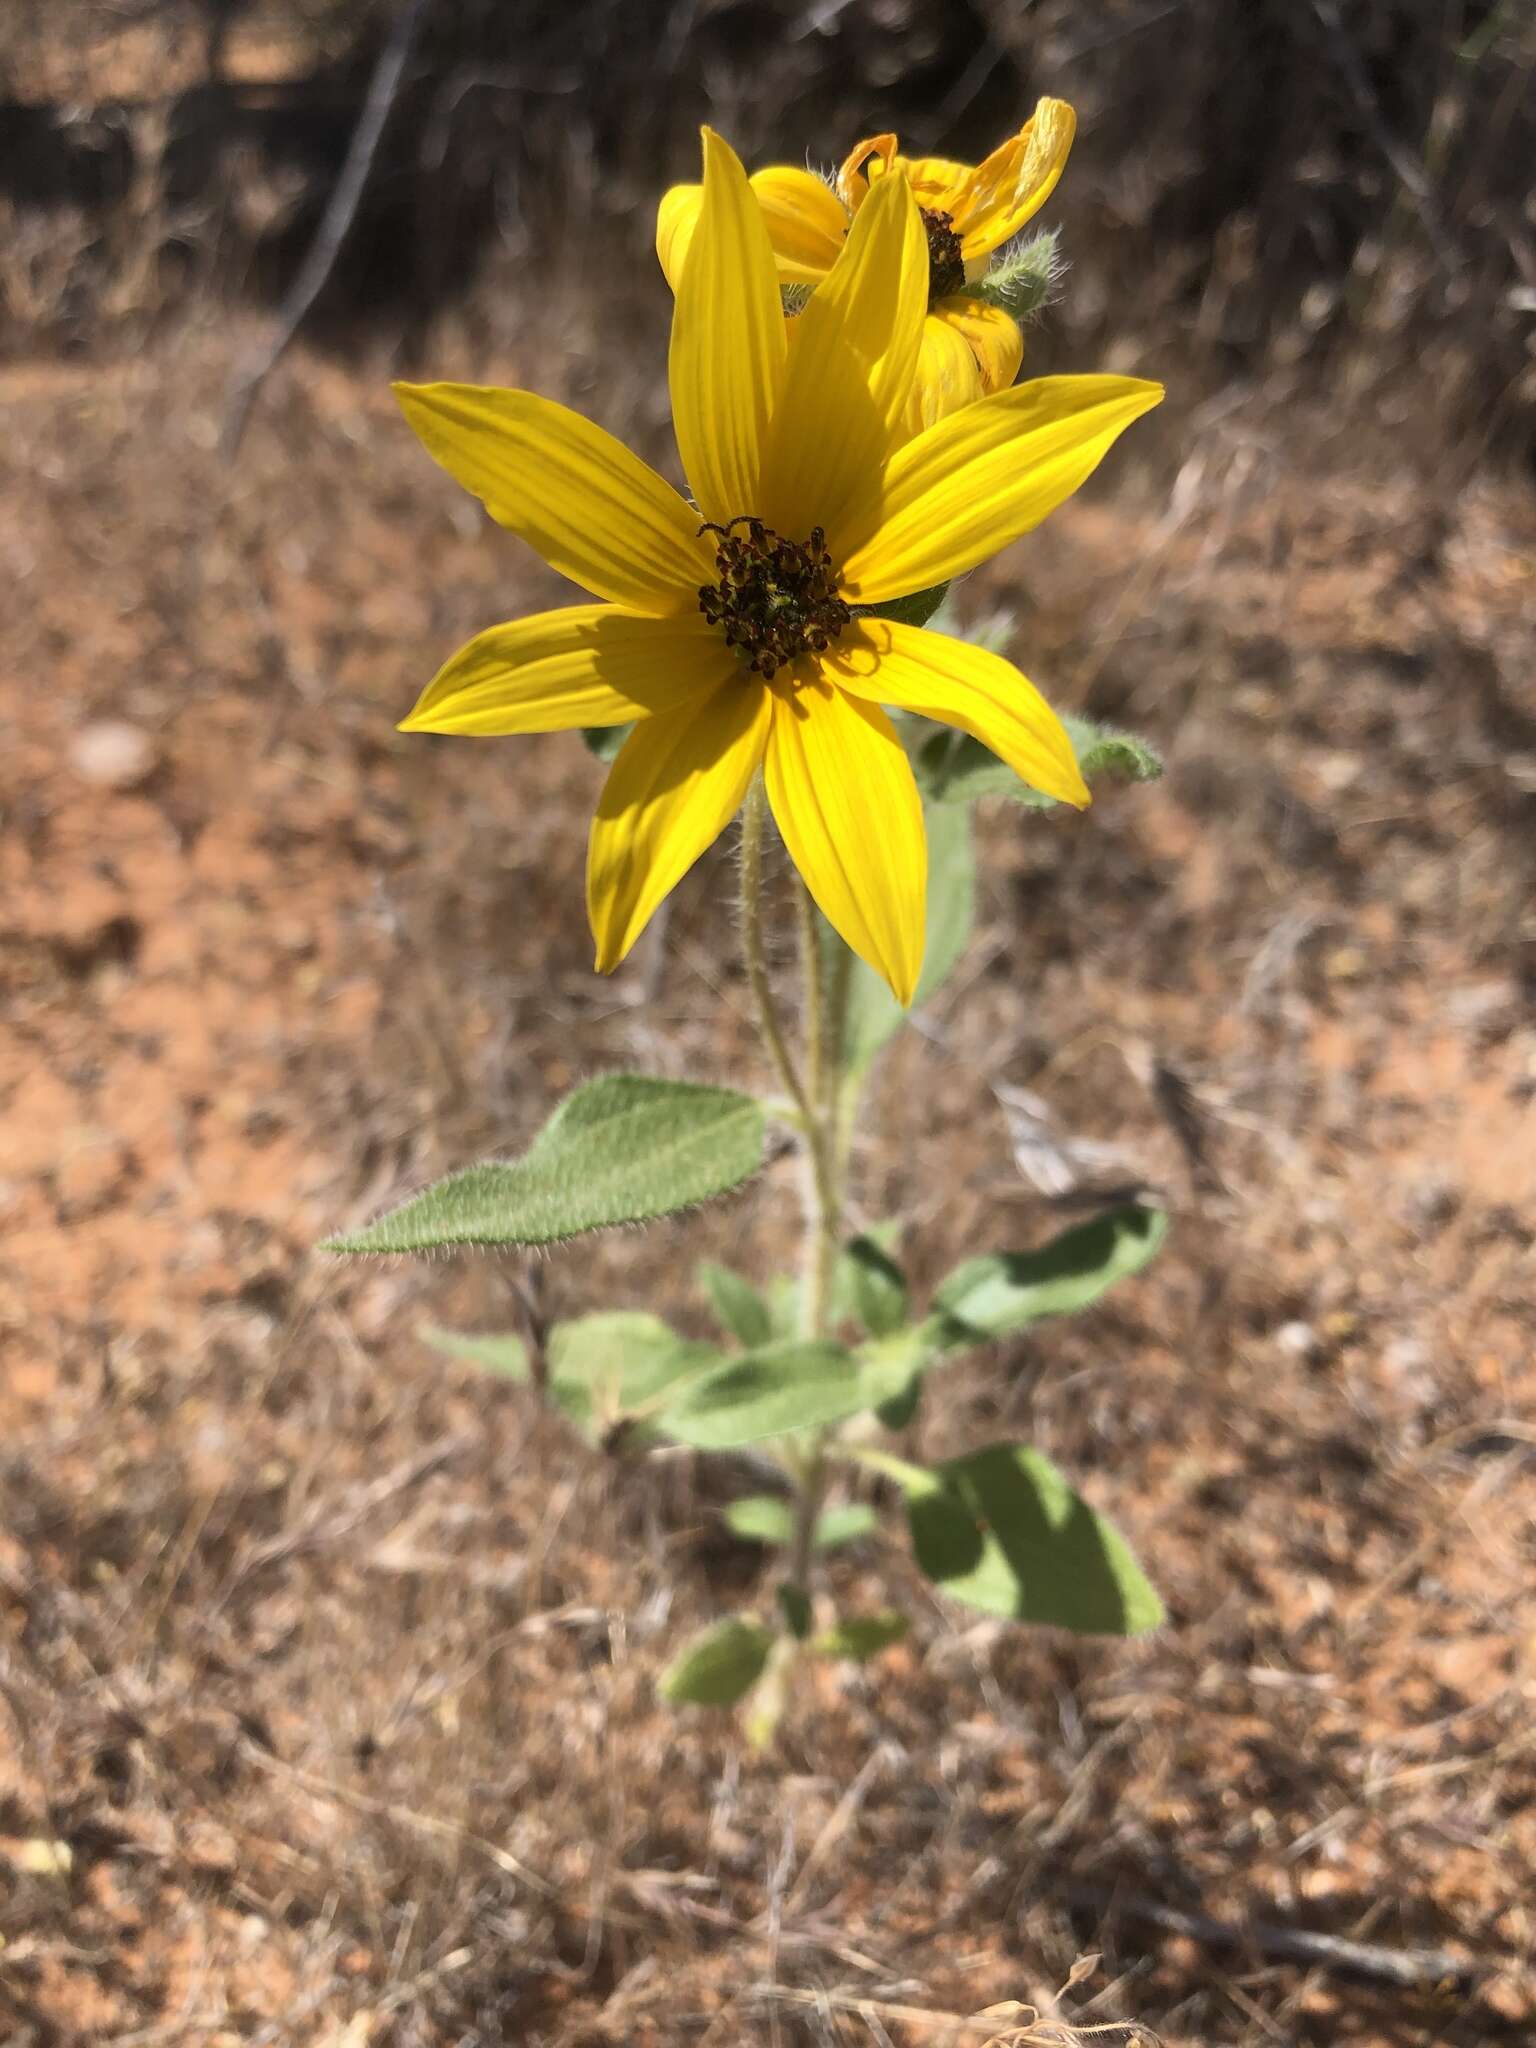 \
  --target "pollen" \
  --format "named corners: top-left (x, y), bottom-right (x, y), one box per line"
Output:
top-left (697, 518), bottom-right (853, 680)
top-left (920, 207), bottom-right (966, 303)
